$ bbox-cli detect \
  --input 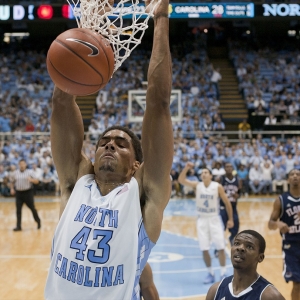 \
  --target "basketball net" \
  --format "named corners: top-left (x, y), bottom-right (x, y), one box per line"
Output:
top-left (67, 0), bottom-right (160, 73)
